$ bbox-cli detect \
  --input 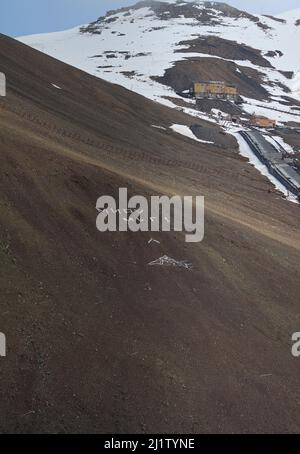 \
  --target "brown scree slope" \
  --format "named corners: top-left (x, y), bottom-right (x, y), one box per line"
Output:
top-left (0, 34), bottom-right (300, 433)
